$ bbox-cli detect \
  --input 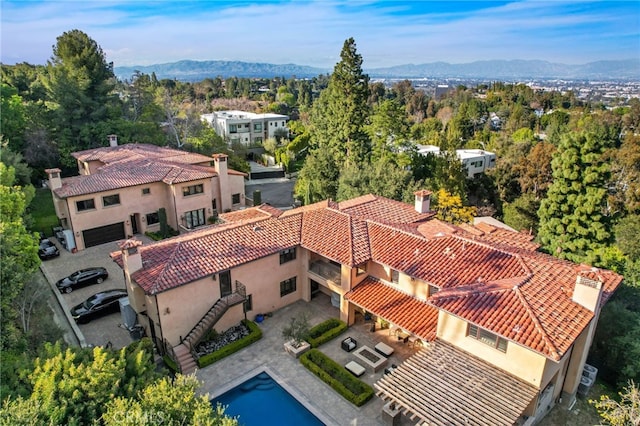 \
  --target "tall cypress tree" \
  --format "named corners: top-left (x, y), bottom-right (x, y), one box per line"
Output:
top-left (309, 37), bottom-right (370, 166)
top-left (537, 131), bottom-right (612, 262)
top-left (296, 38), bottom-right (370, 203)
